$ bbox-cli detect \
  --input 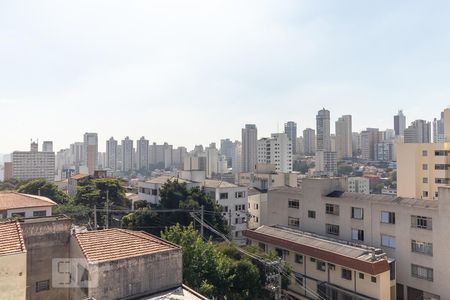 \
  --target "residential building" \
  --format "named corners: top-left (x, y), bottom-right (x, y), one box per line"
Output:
top-left (42, 141), bottom-right (53, 152)
top-left (375, 142), bottom-right (394, 162)
top-left (172, 146), bottom-right (187, 169)
top-left (284, 121), bottom-right (298, 154)
top-left (296, 137), bottom-right (304, 155)
top-left (0, 192), bottom-right (56, 218)
top-left (264, 178), bottom-right (449, 300)
top-left (106, 137), bottom-right (118, 171)
top-left (361, 128), bottom-right (380, 161)
top-left (335, 115), bottom-right (353, 159)
top-left (0, 221), bottom-right (27, 300)
top-left (136, 136), bottom-right (149, 171)
top-left (3, 162), bottom-right (12, 180)
top-left (247, 188), bottom-right (267, 229)
top-left (316, 108), bottom-right (331, 151)
top-left (83, 133), bottom-right (98, 175)
top-left (347, 177), bottom-right (370, 194)
top-left (11, 142), bottom-right (55, 182)
top-left (315, 150), bottom-right (337, 176)
top-left (238, 164), bottom-right (298, 190)
top-left (121, 136), bottom-right (134, 172)
top-left (232, 141), bottom-right (242, 175)
top-left (67, 174), bottom-right (90, 197)
top-left (220, 138), bottom-right (235, 167)
top-left (433, 112), bottom-right (445, 143)
top-left (394, 110), bottom-right (406, 136)
top-left (242, 124), bottom-right (258, 172)
top-left (404, 120), bottom-right (432, 143)
top-left (206, 143), bottom-right (219, 178)
top-left (352, 132), bottom-right (361, 157)
top-left (303, 128), bottom-right (316, 156)
top-left (138, 176), bottom-right (201, 205)
top-left (245, 225), bottom-right (395, 300)
top-left (257, 133), bottom-right (293, 173)
top-left (70, 142), bottom-right (84, 169)
top-left (203, 179), bottom-right (248, 244)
